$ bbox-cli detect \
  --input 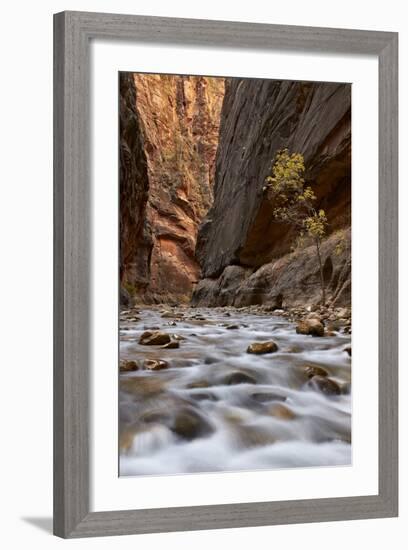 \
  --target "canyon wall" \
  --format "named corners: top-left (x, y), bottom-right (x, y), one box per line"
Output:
top-left (120, 73), bottom-right (224, 303)
top-left (193, 79), bottom-right (351, 308)
top-left (119, 74), bottom-right (152, 303)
